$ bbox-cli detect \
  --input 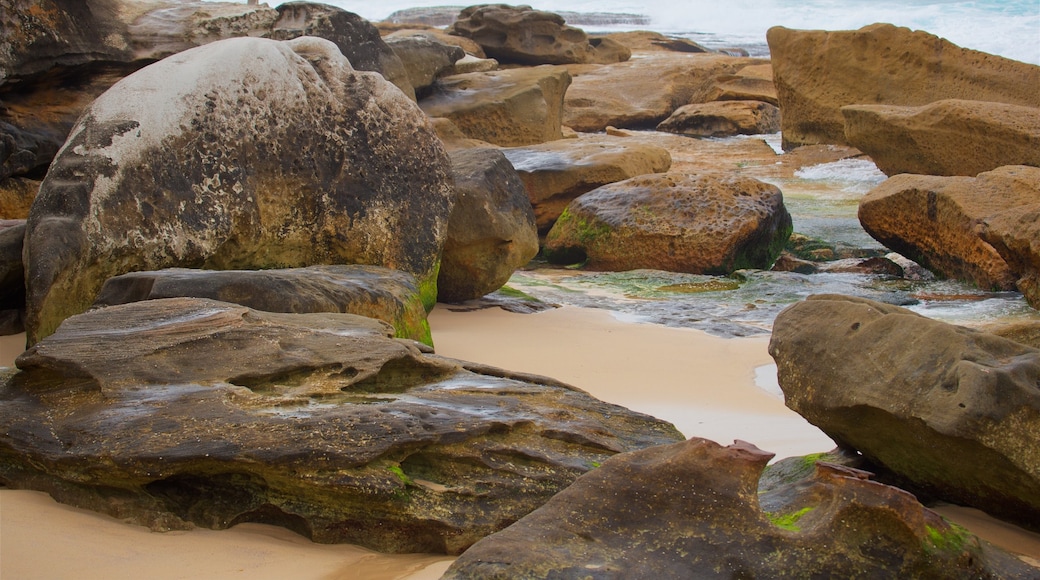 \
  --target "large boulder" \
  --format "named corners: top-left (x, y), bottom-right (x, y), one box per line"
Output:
top-left (502, 135), bottom-right (672, 233)
top-left (384, 33), bottom-right (465, 98)
top-left (23, 36), bottom-right (455, 345)
top-left (438, 149), bottom-right (539, 303)
top-left (858, 166), bottom-right (1038, 291)
top-left (842, 99), bottom-right (1040, 176)
top-left (980, 203), bottom-right (1040, 310)
top-left (444, 438), bottom-right (1035, 578)
top-left (543, 173), bottom-right (792, 274)
top-left (656, 100), bottom-right (781, 137)
top-left (769, 294), bottom-right (1040, 532)
top-left (92, 265), bottom-right (433, 345)
top-left (0, 297), bottom-right (685, 553)
top-left (768, 23), bottom-right (1040, 150)
top-left (420, 66), bottom-right (571, 146)
top-left (447, 4), bottom-right (628, 65)
top-left (125, 1), bottom-right (280, 61)
top-left (562, 53), bottom-right (767, 132)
